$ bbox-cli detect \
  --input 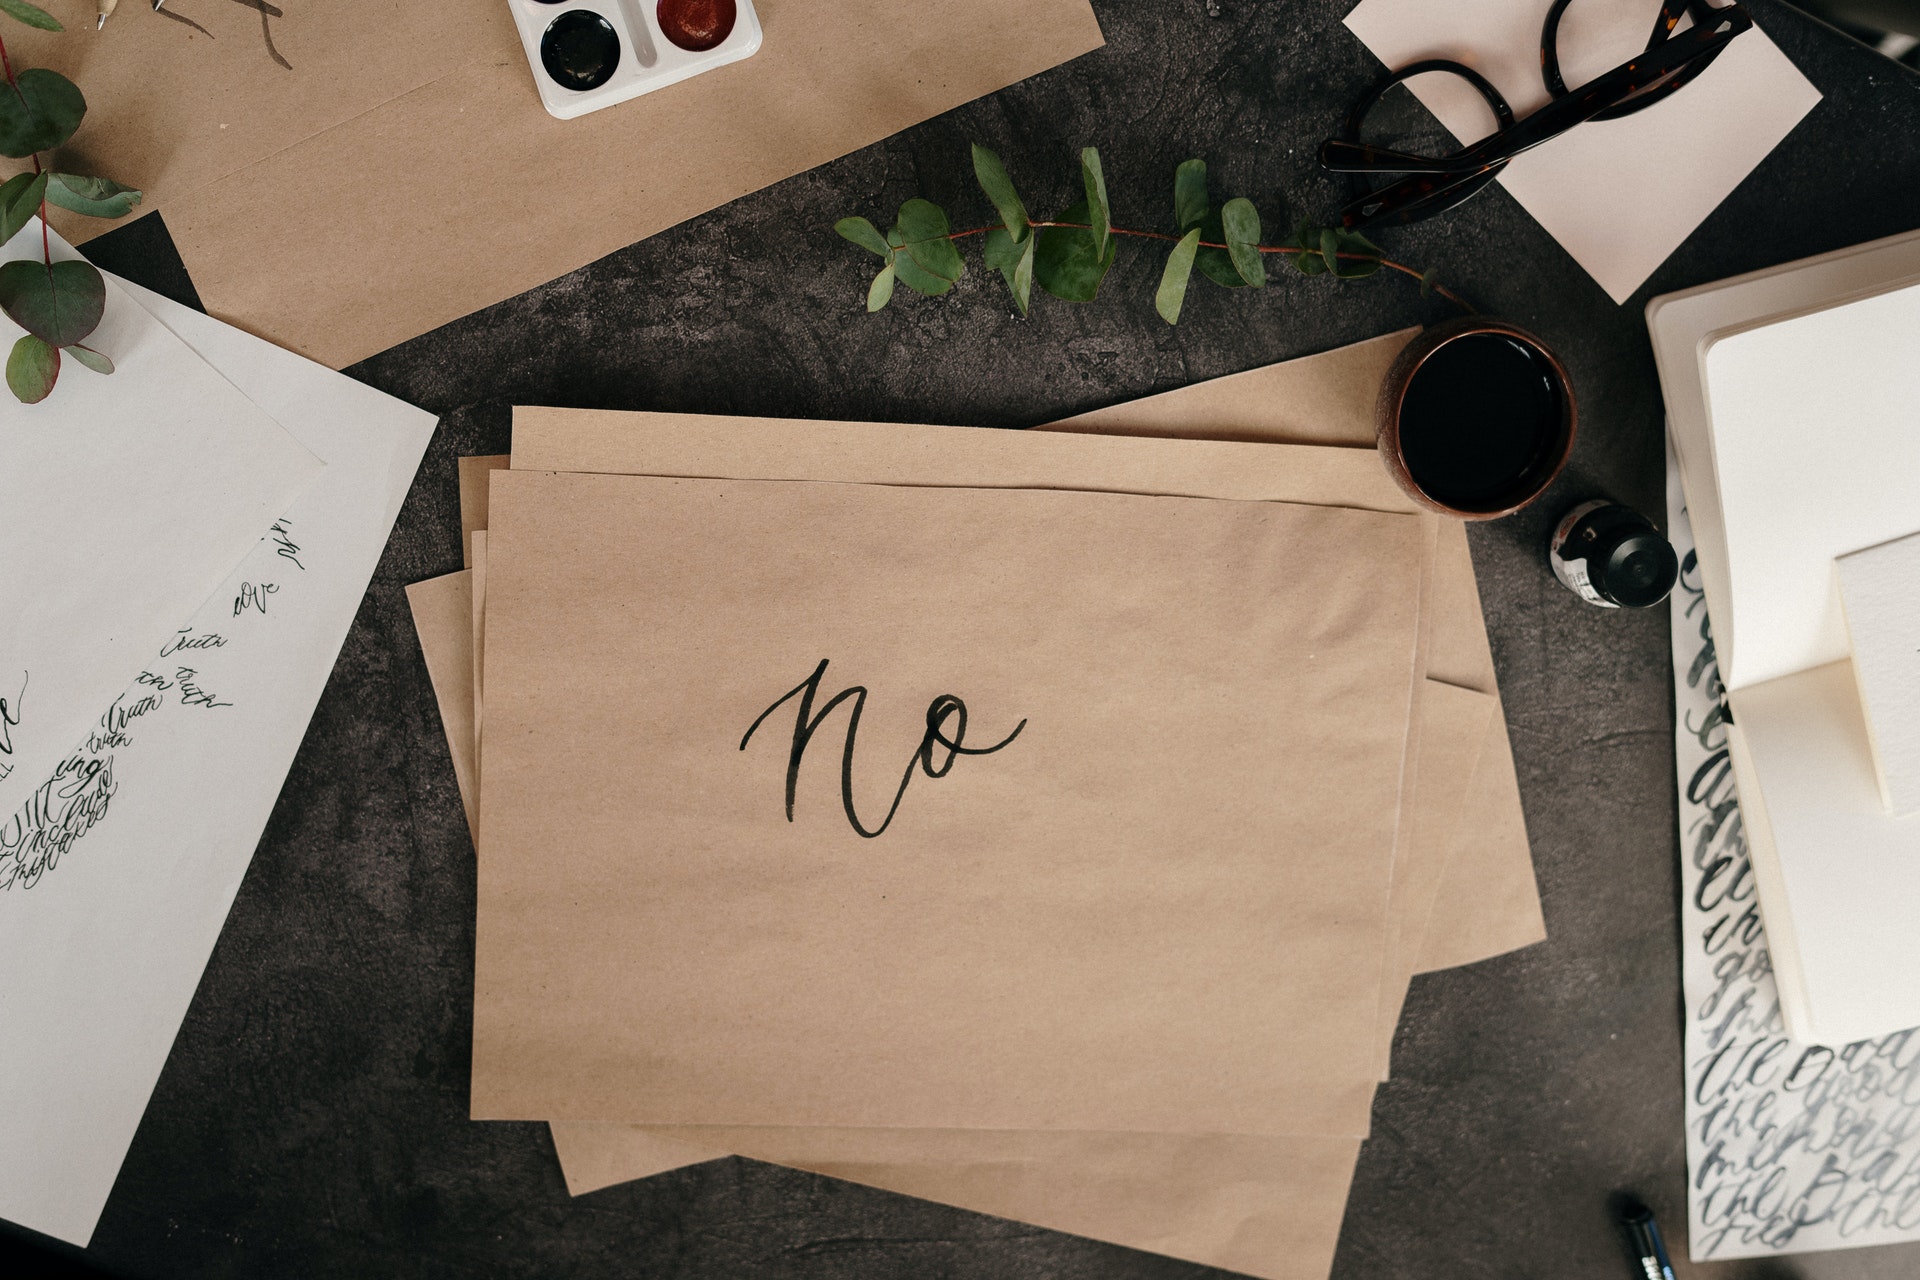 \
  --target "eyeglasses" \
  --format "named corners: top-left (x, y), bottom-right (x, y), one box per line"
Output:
top-left (1320, 0), bottom-right (1753, 229)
